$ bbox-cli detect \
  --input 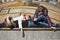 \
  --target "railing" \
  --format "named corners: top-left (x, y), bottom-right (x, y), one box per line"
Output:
top-left (0, 28), bottom-right (60, 31)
